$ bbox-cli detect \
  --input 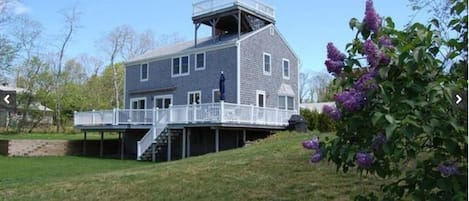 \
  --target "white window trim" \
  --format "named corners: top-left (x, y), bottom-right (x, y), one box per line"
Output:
top-left (187, 90), bottom-right (202, 105)
top-left (130, 97), bottom-right (147, 109)
top-left (140, 63), bottom-right (149, 82)
top-left (282, 58), bottom-right (290, 80)
top-left (256, 90), bottom-right (266, 107)
top-left (262, 52), bottom-right (271, 76)
top-left (153, 94), bottom-right (173, 109)
top-left (278, 95), bottom-right (294, 111)
top-left (212, 89), bottom-right (220, 103)
top-left (195, 52), bottom-right (206, 71)
top-left (171, 55), bottom-right (190, 78)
